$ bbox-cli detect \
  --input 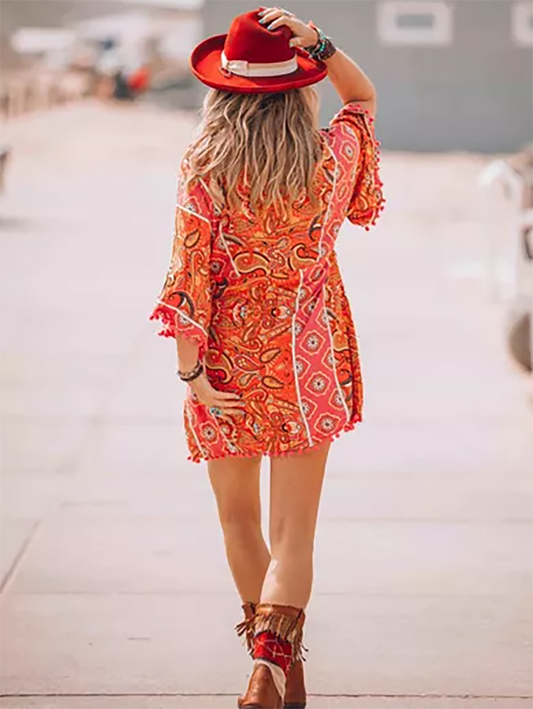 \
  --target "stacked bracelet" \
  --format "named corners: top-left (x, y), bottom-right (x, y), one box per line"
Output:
top-left (177, 360), bottom-right (204, 382)
top-left (304, 23), bottom-right (337, 62)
